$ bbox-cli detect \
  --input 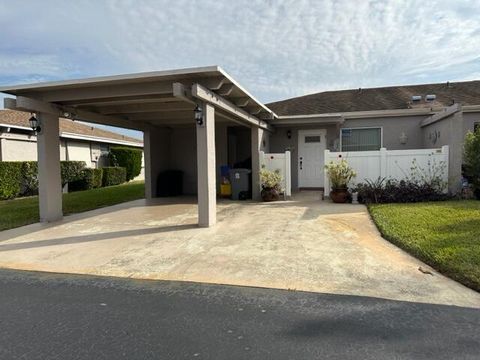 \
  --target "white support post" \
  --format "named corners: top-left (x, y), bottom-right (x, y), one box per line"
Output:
top-left (143, 127), bottom-right (154, 199)
top-left (324, 149), bottom-right (330, 195)
top-left (251, 127), bottom-right (263, 200)
top-left (285, 150), bottom-right (291, 197)
top-left (196, 103), bottom-right (216, 227)
top-left (380, 147), bottom-right (388, 179)
top-left (37, 112), bottom-right (62, 222)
